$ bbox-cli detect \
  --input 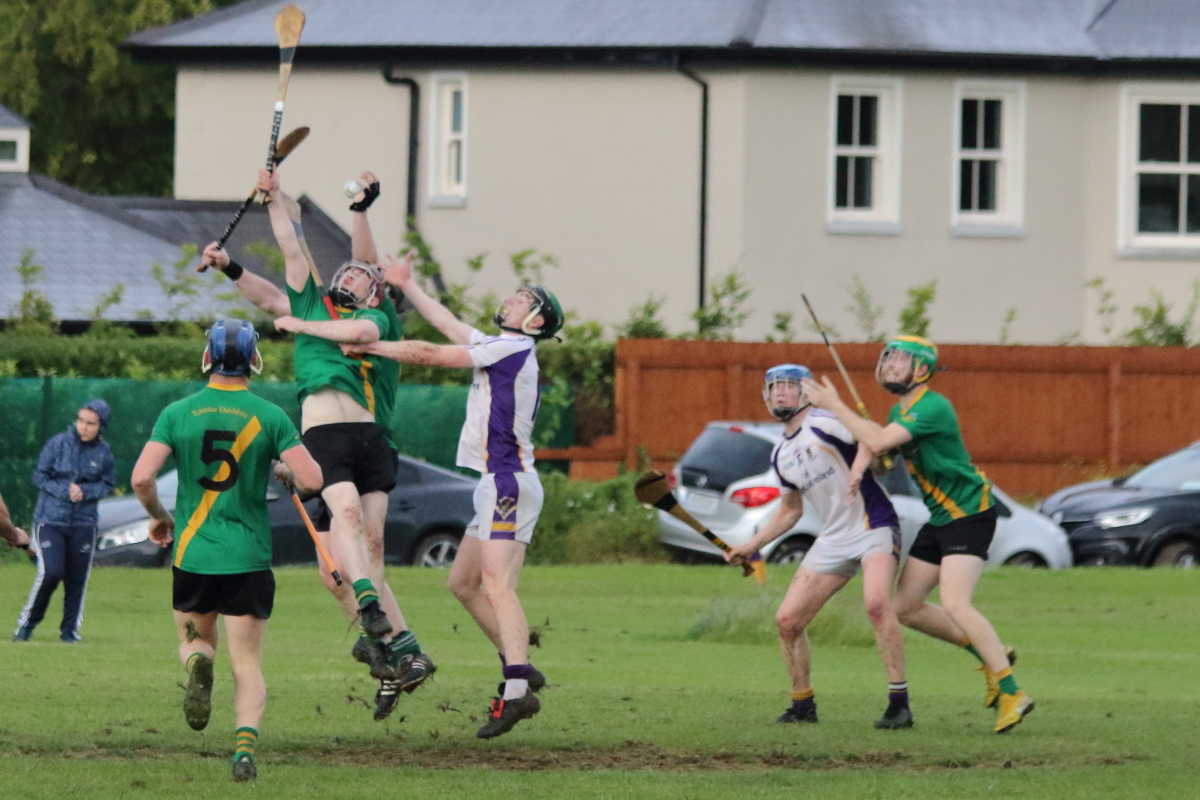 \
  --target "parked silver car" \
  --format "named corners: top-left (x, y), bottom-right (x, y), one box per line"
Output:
top-left (658, 422), bottom-right (1073, 569)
